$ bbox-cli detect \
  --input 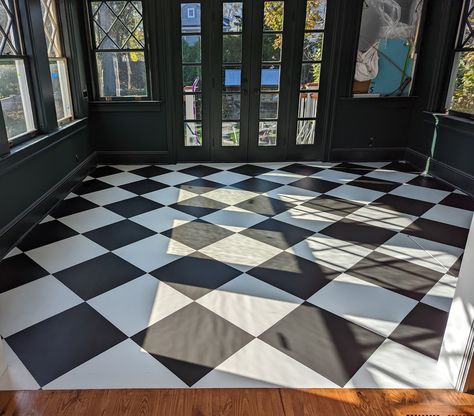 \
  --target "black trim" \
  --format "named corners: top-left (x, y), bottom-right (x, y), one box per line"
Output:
top-left (405, 148), bottom-right (474, 198)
